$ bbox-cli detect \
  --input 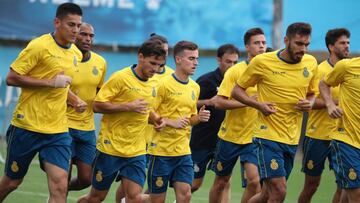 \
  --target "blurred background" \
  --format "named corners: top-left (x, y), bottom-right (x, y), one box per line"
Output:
top-left (1, 1), bottom-right (359, 202)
